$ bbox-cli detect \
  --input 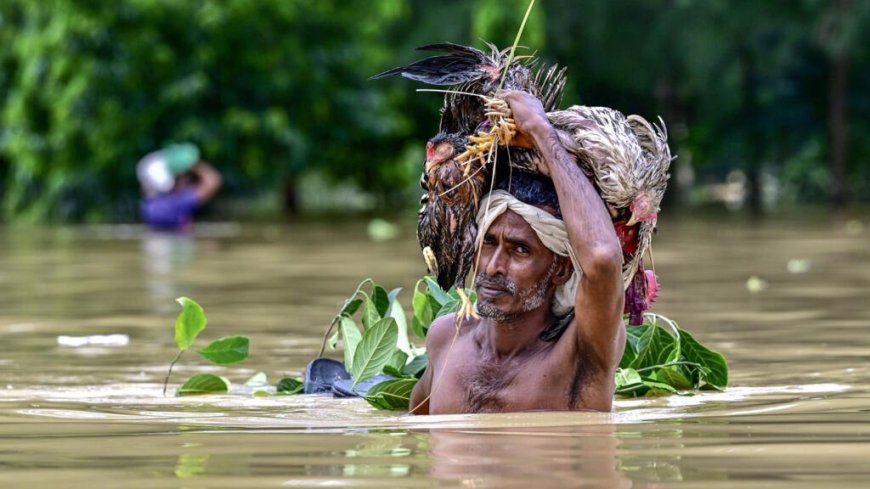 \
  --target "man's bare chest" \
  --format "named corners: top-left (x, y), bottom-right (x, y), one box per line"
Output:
top-left (428, 342), bottom-right (579, 413)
